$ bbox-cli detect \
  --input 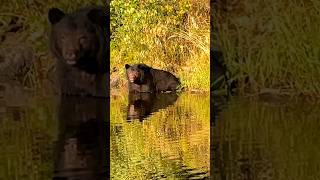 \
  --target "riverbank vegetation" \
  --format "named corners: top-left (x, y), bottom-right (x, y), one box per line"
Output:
top-left (212, 0), bottom-right (320, 96)
top-left (2, 1), bottom-right (318, 96)
top-left (110, 0), bottom-right (210, 91)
